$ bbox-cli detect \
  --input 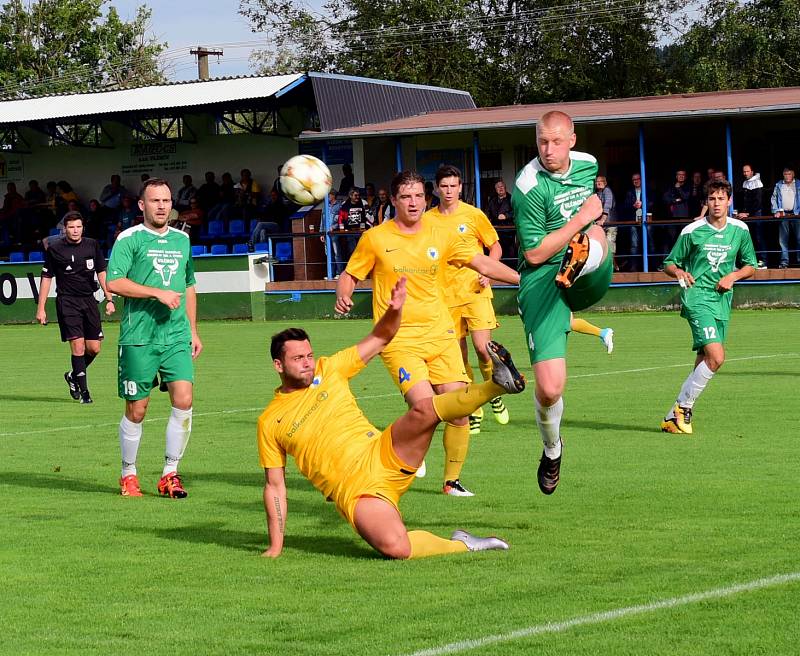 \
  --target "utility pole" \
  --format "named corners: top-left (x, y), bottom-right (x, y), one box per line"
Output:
top-left (190, 47), bottom-right (224, 80)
